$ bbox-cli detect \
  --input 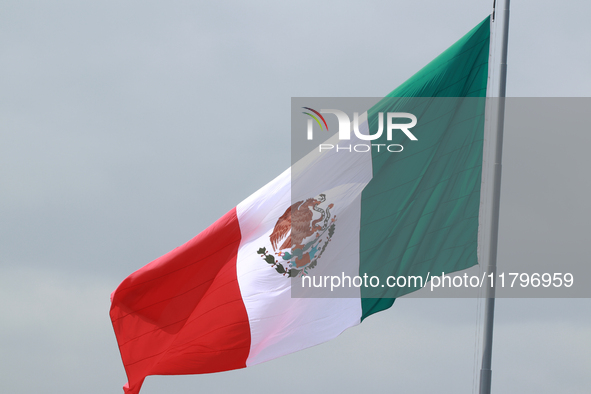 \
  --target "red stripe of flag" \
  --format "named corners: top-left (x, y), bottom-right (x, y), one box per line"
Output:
top-left (110, 208), bottom-right (250, 394)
